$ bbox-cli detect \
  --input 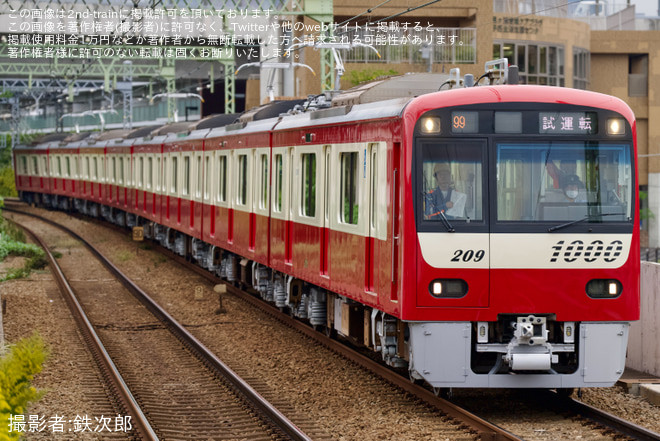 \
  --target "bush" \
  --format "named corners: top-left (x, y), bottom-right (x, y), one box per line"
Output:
top-left (0, 214), bottom-right (47, 282)
top-left (0, 334), bottom-right (49, 441)
top-left (0, 168), bottom-right (16, 198)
